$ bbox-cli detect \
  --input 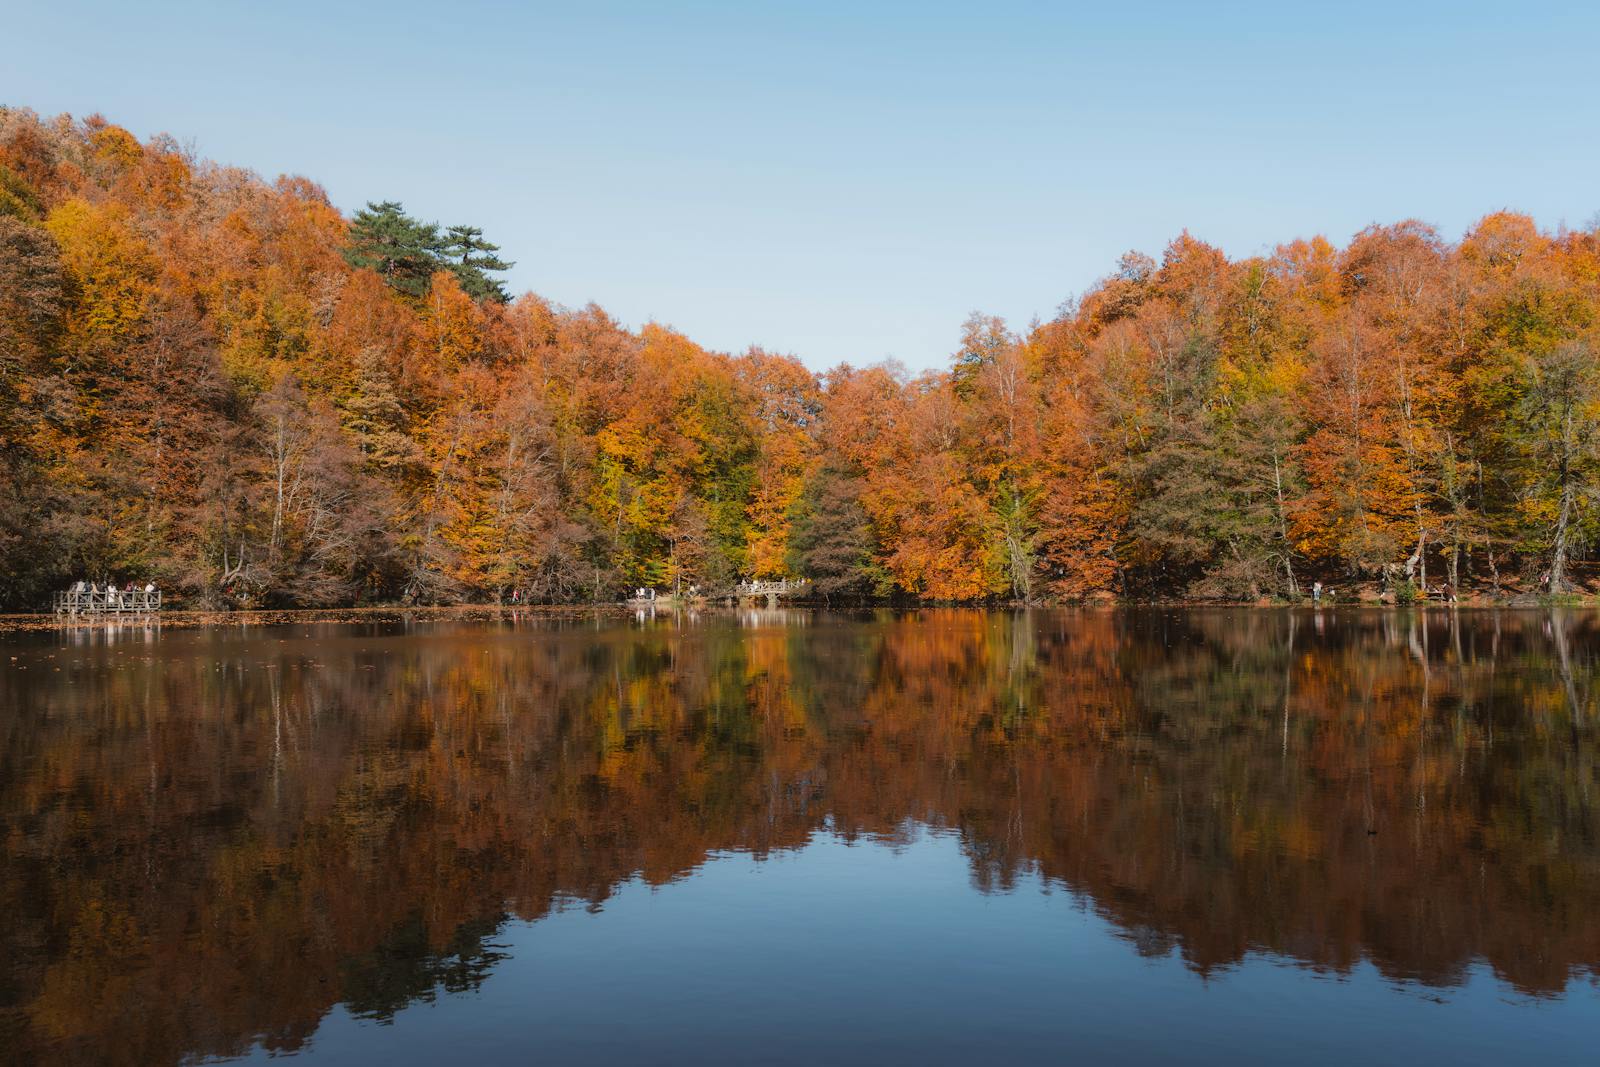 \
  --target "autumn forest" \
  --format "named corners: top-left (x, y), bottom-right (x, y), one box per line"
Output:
top-left (4, 107), bottom-right (1600, 611)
